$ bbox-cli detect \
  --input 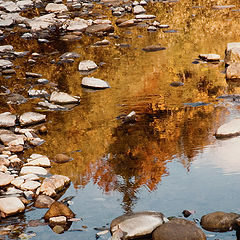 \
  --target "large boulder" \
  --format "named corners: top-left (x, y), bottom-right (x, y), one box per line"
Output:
top-left (110, 211), bottom-right (169, 239)
top-left (36, 175), bottom-right (71, 197)
top-left (225, 42), bottom-right (240, 66)
top-left (153, 218), bottom-right (206, 240)
top-left (200, 211), bottom-right (240, 232)
top-left (44, 201), bottom-right (75, 221)
top-left (0, 197), bottom-right (25, 217)
top-left (215, 119), bottom-right (240, 138)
